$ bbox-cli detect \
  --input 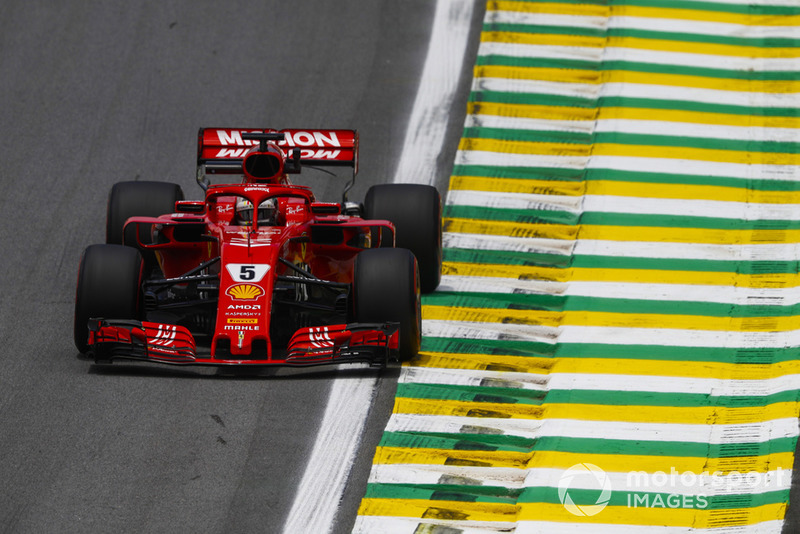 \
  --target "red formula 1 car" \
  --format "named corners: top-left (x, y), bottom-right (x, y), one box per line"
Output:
top-left (74, 128), bottom-right (441, 366)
